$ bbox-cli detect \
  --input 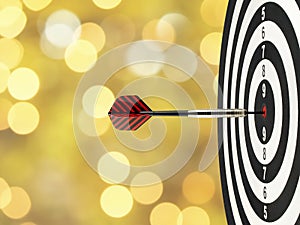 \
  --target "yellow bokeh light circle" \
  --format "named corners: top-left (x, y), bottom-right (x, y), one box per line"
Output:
top-left (21, 222), bottom-right (37, 225)
top-left (182, 172), bottom-right (215, 205)
top-left (200, 32), bottom-right (223, 66)
top-left (8, 102), bottom-right (40, 135)
top-left (0, 38), bottom-right (24, 69)
top-left (0, 178), bottom-right (11, 209)
top-left (82, 85), bottom-right (115, 118)
top-left (8, 67), bottom-right (40, 100)
top-left (0, 0), bottom-right (22, 9)
top-left (0, 6), bottom-right (27, 38)
top-left (142, 19), bottom-right (175, 43)
top-left (130, 172), bottom-right (163, 205)
top-left (39, 31), bottom-right (65, 60)
top-left (0, 63), bottom-right (10, 93)
top-left (76, 22), bottom-right (106, 53)
top-left (94, 117), bottom-right (111, 136)
top-left (213, 74), bottom-right (219, 96)
top-left (0, 98), bottom-right (12, 131)
top-left (23, 0), bottom-right (52, 11)
top-left (150, 202), bottom-right (181, 225)
top-left (44, 10), bottom-right (81, 48)
top-left (125, 45), bottom-right (163, 76)
top-left (77, 110), bottom-right (110, 137)
top-left (179, 206), bottom-right (210, 225)
top-left (2, 187), bottom-right (31, 219)
top-left (93, 0), bottom-right (121, 9)
top-left (200, 0), bottom-right (228, 28)
top-left (128, 63), bottom-right (162, 77)
top-left (65, 40), bottom-right (97, 73)
top-left (100, 185), bottom-right (133, 218)
top-left (98, 152), bottom-right (130, 184)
